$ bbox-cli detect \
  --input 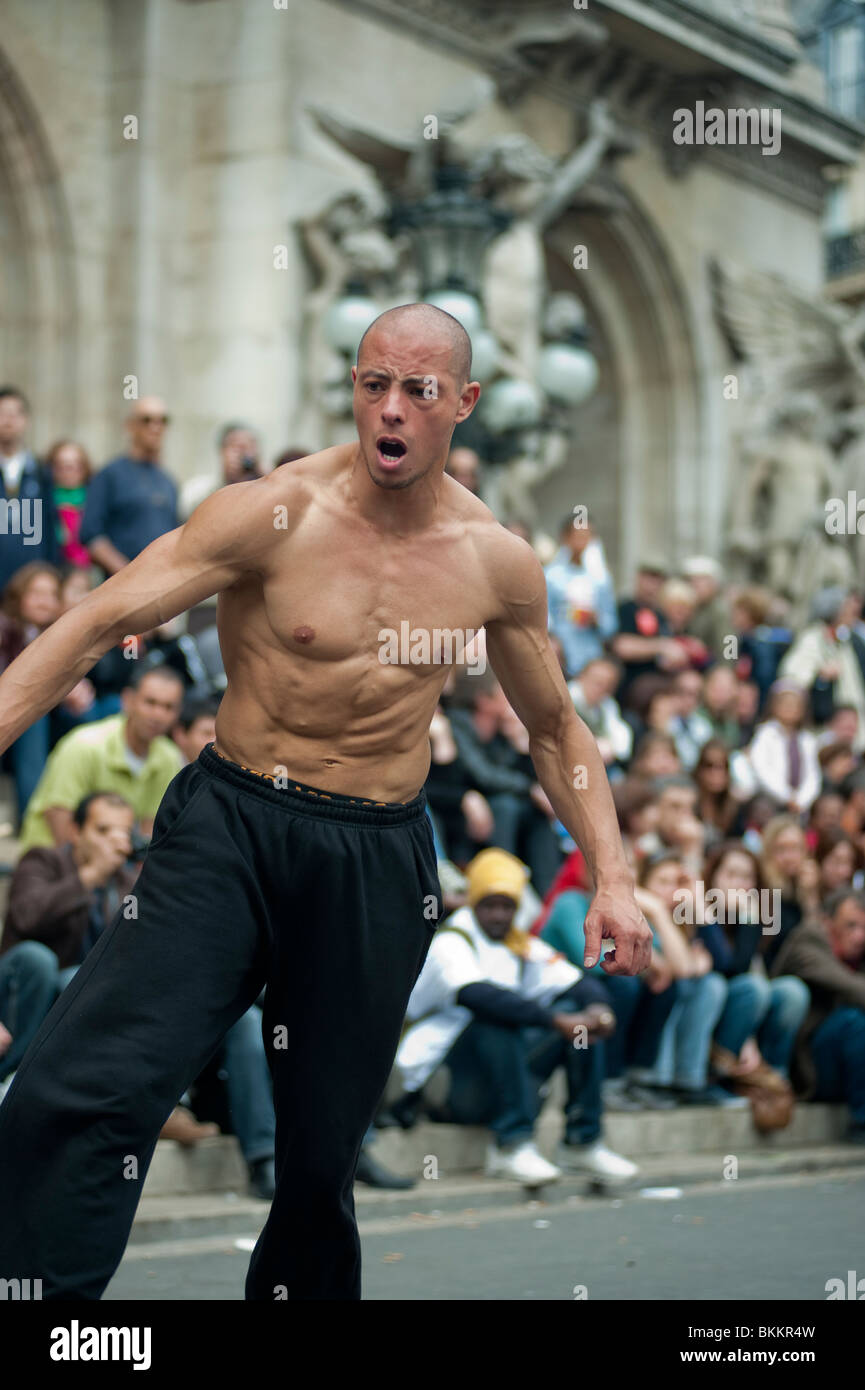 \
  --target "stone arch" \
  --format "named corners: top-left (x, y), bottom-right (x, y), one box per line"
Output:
top-left (538, 180), bottom-right (708, 582)
top-left (0, 44), bottom-right (78, 437)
